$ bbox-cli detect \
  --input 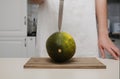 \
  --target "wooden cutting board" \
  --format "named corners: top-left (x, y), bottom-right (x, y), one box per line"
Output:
top-left (24, 57), bottom-right (106, 69)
